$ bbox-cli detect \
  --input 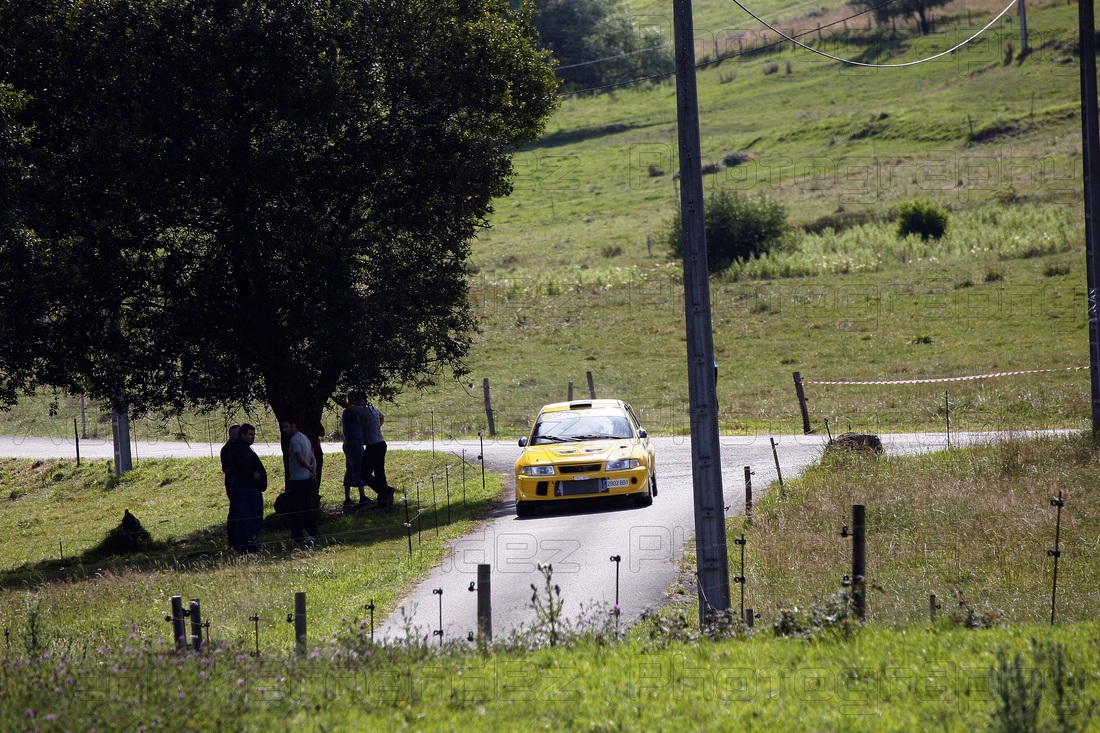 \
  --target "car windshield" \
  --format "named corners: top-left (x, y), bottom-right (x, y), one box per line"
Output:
top-left (530, 411), bottom-right (633, 444)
